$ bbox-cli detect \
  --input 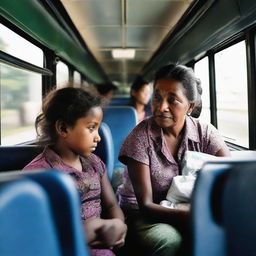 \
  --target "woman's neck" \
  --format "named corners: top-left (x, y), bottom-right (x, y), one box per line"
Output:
top-left (163, 120), bottom-right (185, 138)
top-left (134, 102), bottom-right (145, 113)
top-left (134, 102), bottom-right (146, 122)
